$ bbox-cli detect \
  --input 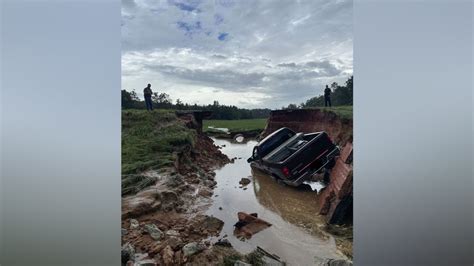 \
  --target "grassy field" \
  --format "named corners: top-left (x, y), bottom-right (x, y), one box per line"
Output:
top-left (316, 105), bottom-right (353, 120)
top-left (203, 118), bottom-right (268, 133)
